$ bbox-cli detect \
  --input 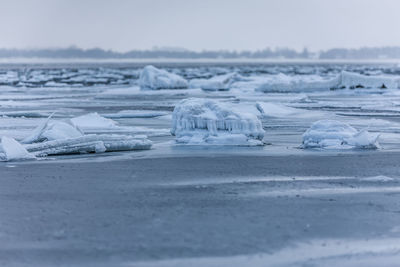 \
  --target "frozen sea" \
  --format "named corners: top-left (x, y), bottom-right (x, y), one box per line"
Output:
top-left (2, 62), bottom-right (400, 266)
